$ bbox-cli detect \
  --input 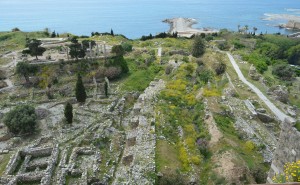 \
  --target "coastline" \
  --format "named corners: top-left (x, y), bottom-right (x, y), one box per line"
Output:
top-left (163, 17), bottom-right (218, 38)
